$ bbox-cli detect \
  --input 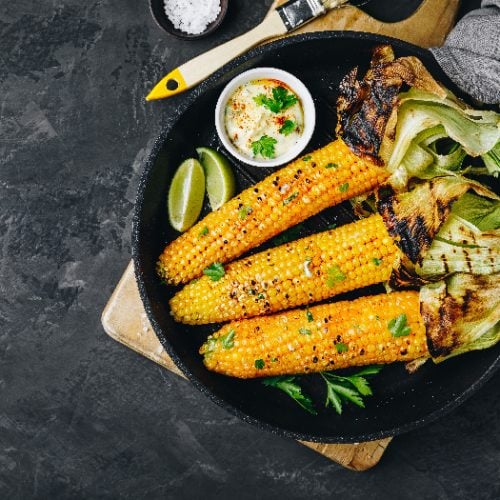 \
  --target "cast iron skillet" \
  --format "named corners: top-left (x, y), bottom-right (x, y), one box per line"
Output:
top-left (133, 32), bottom-right (500, 443)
